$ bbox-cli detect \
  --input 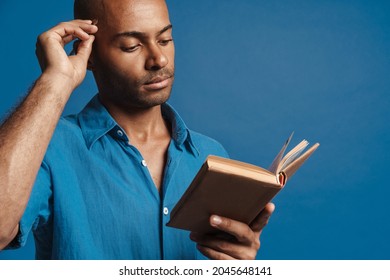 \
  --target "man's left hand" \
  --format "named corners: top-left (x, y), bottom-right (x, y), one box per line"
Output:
top-left (190, 203), bottom-right (275, 260)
